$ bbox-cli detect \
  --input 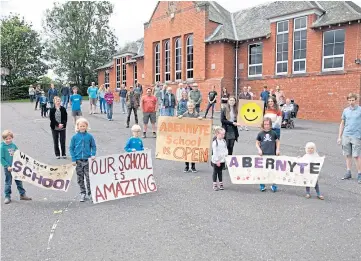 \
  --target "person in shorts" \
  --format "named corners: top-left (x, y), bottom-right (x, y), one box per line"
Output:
top-left (70, 87), bottom-right (83, 124)
top-left (141, 87), bottom-right (157, 138)
top-left (87, 82), bottom-right (98, 114)
top-left (337, 93), bottom-right (361, 184)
